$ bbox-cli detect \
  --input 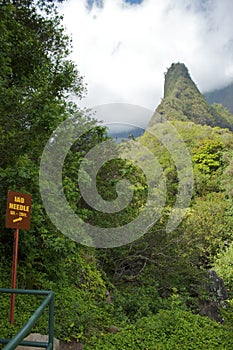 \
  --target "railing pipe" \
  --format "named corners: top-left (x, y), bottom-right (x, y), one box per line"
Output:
top-left (0, 289), bottom-right (54, 350)
top-left (48, 292), bottom-right (54, 349)
top-left (0, 288), bottom-right (52, 295)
